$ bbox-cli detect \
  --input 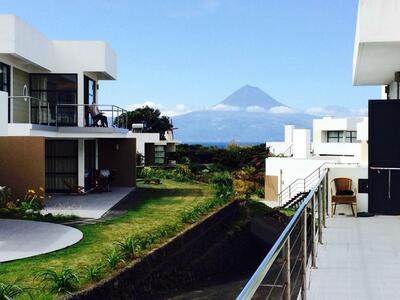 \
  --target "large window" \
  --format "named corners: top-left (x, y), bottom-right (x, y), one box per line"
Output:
top-left (345, 131), bottom-right (357, 143)
top-left (154, 145), bottom-right (165, 165)
top-left (30, 74), bottom-right (77, 125)
top-left (327, 131), bottom-right (343, 143)
top-left (0, 62), bottom-right (10, 94)
top-left (45, 140), bottom-right (78, 192)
